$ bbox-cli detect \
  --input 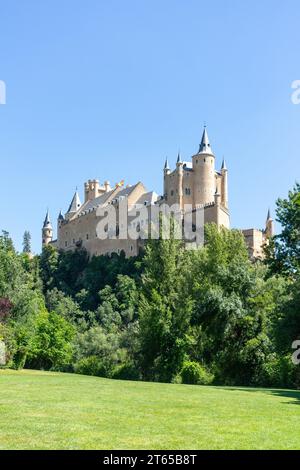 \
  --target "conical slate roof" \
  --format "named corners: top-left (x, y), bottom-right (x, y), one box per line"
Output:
top-left (221, 158), bottom-right (227, 170)
top-left (199, 127), bottom-right (213, 155)
top-left (43, 210), bottom-right (52, 228)
top-left (58, 210), bottom-right (64, 221)
top-left (67, 191), bottom-right (81, 214)
top-left (177, 151), bottom-right (182, 164)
